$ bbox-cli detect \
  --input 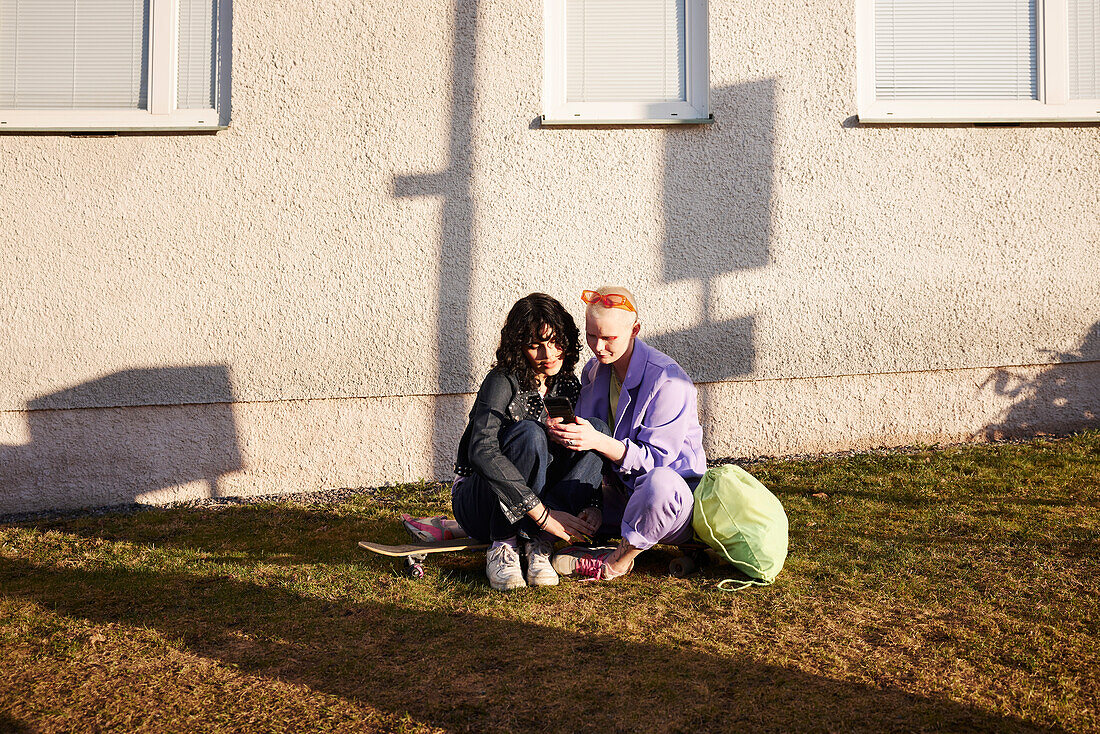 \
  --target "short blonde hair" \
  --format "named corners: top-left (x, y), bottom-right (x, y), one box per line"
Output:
top-left (587, 285), bottom-right (639, 318)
